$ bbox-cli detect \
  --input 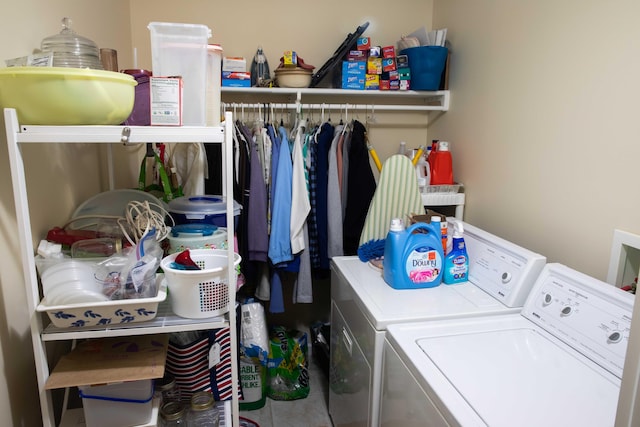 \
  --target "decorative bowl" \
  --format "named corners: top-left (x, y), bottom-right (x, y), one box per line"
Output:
top-left (275, 67), bottom-right (312, 88)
